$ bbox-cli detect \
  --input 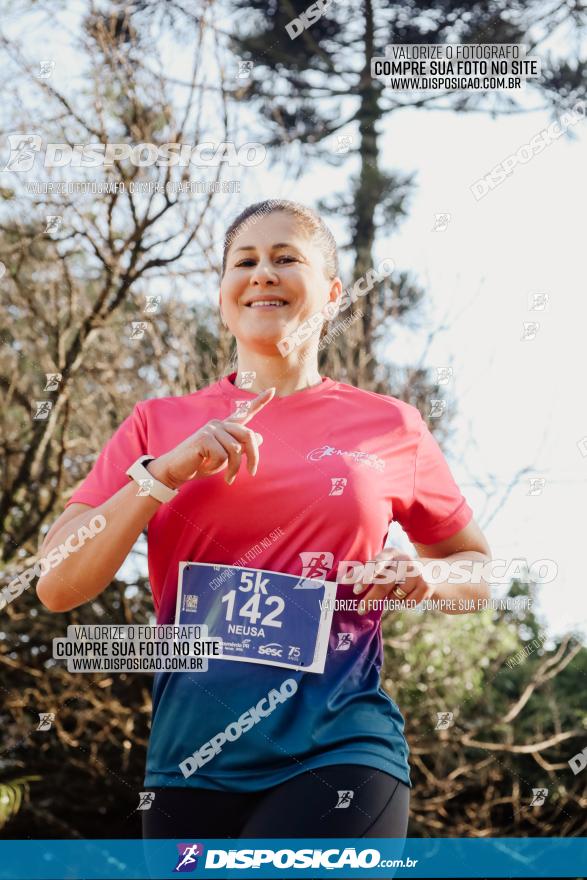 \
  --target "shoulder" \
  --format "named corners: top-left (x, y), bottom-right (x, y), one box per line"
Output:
top-left (135, 378), bottom-right (225, 419)
top-left (331, 379), bottom-right (425, 435)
